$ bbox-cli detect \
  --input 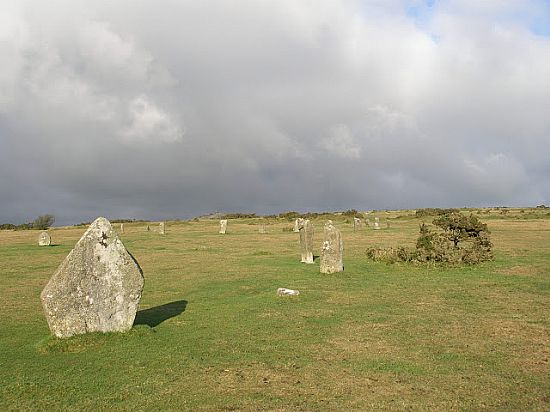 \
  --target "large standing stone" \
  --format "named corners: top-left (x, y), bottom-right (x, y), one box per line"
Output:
top-left (120, 223), bottom-right (124, 234)
top-left (38, 231), bottom-right (51, 246)
top-left (373, 217), bottom-right (380, 230)
top-left (353, 217), bottom-right (362, 231)
top-left (40, 217), bottom-right (144, 338)
top-left (159, 221), bottom-right (165, 235)
top-left (320, 220), bottom-right (344, 274)
top-left (219, 219), bottom-right (228, 234)
top-left (299, 219), bottom-right (314, 264)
